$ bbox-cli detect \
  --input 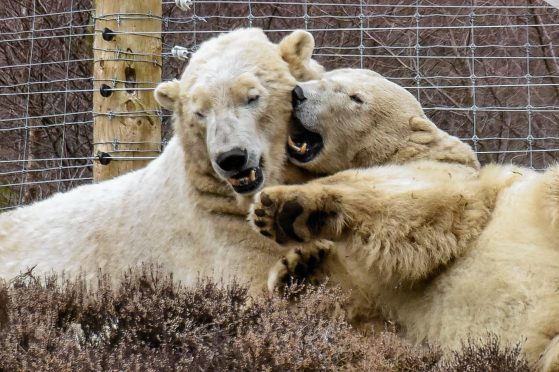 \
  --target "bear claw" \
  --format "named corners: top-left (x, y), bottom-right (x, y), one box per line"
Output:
top-left (267, 240), bottom-right (334, 293)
